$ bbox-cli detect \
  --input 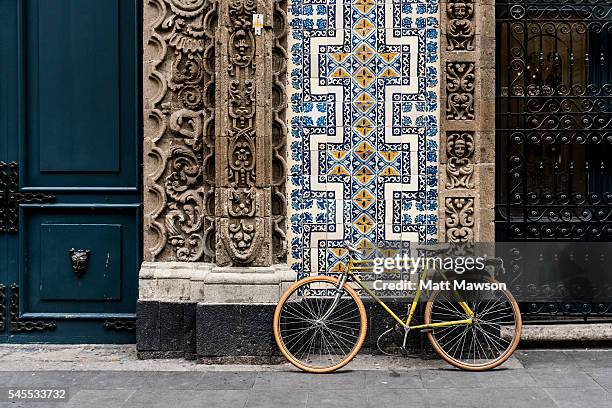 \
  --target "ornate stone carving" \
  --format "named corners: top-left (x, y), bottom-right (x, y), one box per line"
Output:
top-left (215, 0), bottom-right (288, 266)
top-left (447, 1), bottom-right (475, 51)
top-left (446, 132), bottom-right (475, 189)
top-left (445, 197), bottom-right (474, 243)
top-left (144, 0), bottom-right (218, 261)
top-left (144, 0), bottom-right (287, 266)
top-left (446, 62), bottom-right (475, 121)
top-left (271, 0), bottom-right (288, 263)
top-left (217, 0), bottom-right (261, 265)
